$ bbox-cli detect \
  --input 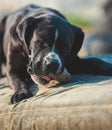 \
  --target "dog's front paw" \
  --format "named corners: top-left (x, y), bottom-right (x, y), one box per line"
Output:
top-left (11, 90), bottom-right (33, 104)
